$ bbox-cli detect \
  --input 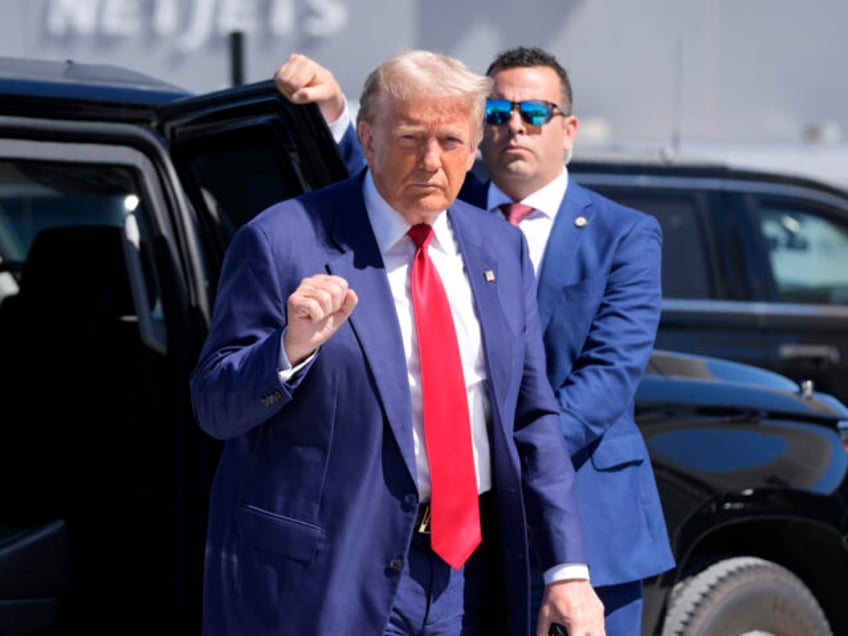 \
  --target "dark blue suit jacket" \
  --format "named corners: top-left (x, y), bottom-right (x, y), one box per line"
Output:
top-left (189, 172), bottom-right (588, 635)
top-left (460, 175), bottom-right (675, 588)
